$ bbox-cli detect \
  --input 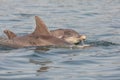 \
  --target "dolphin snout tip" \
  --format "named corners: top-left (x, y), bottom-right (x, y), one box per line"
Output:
top-left (79, 35), bottom-right (86, 41)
